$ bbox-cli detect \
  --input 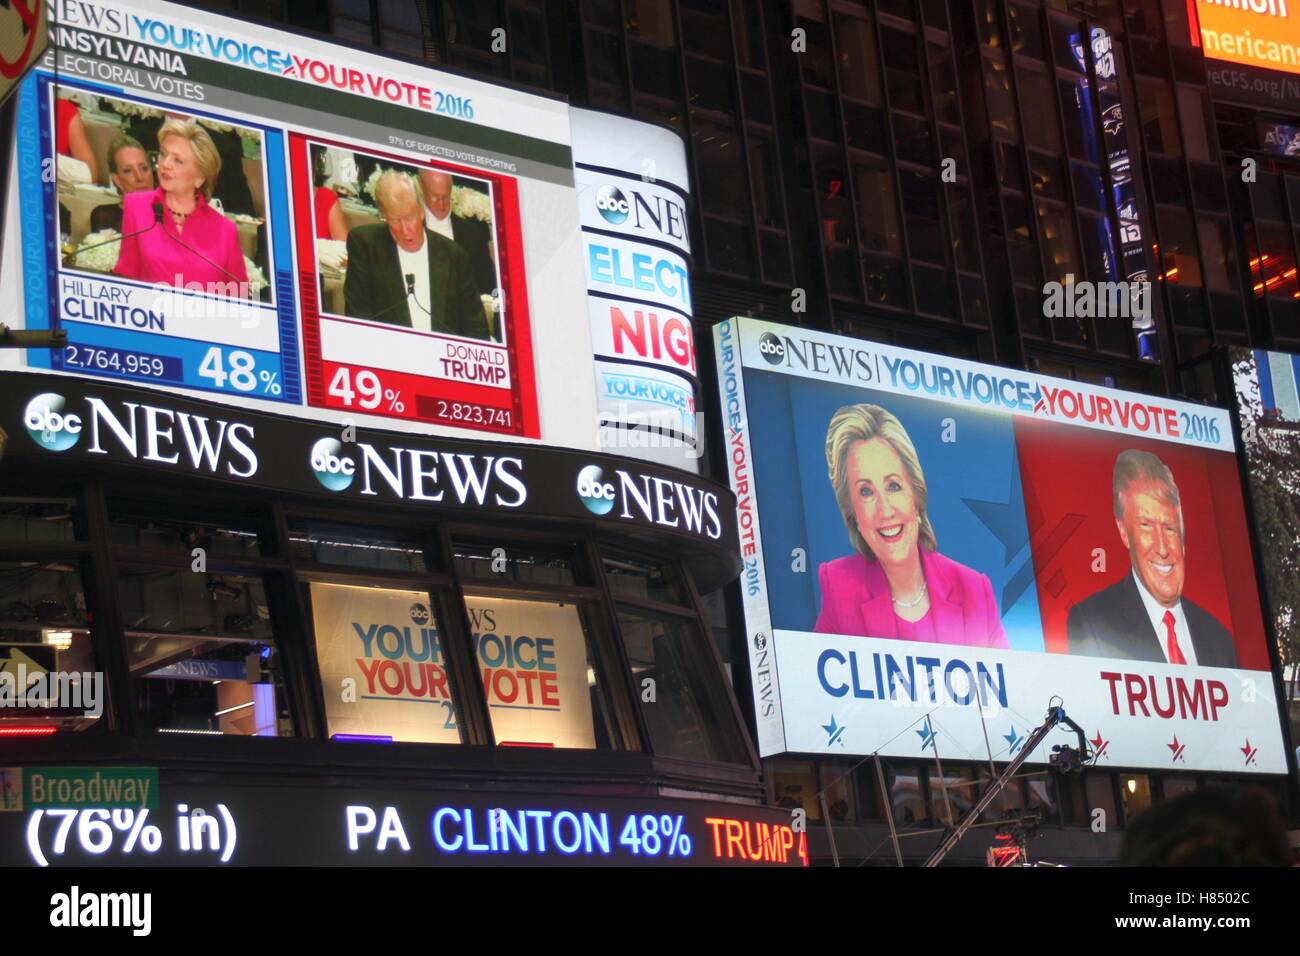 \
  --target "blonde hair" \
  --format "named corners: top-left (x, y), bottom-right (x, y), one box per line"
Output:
top-left (157, 119), bottom-right (221, 199)
top-left (1113, 449), bottom-right (1184, 537)
top-left (373, 170), bottom-right (423, 216)
top-left (825, 403), bottom-right (936, 560)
